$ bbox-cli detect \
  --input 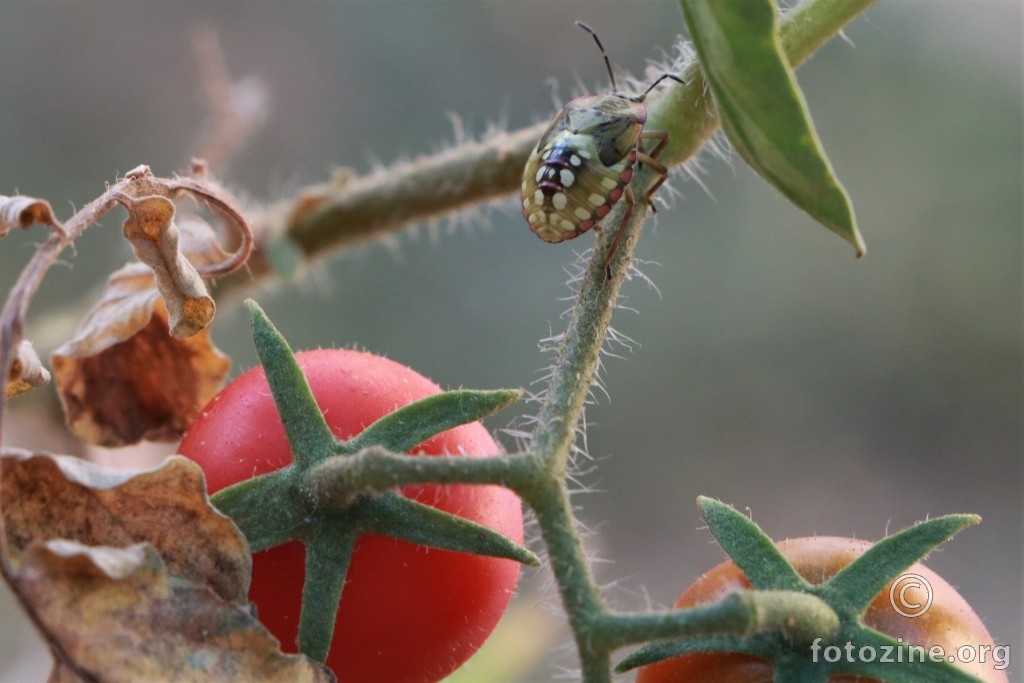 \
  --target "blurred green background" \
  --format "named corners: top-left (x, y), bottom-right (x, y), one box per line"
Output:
top-left (1, 1), bottom-right (1019, 680)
